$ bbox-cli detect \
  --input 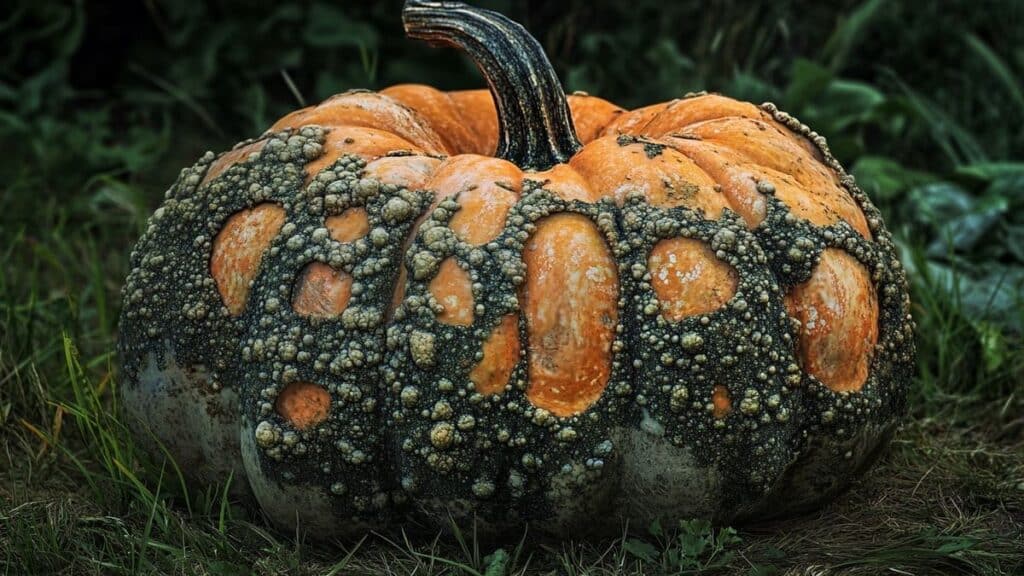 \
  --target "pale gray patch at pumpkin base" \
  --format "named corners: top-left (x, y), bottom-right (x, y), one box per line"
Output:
top-left (538, 457), bottom-right (621, 536)
top-left (738, 420), bottom-right (900, 521)
top-left (123, 343), bottom-right (250, 497)
top-left (240, 418), bottom-right (372, 536)
top-left (611, 424), bottom-right (723, 529)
